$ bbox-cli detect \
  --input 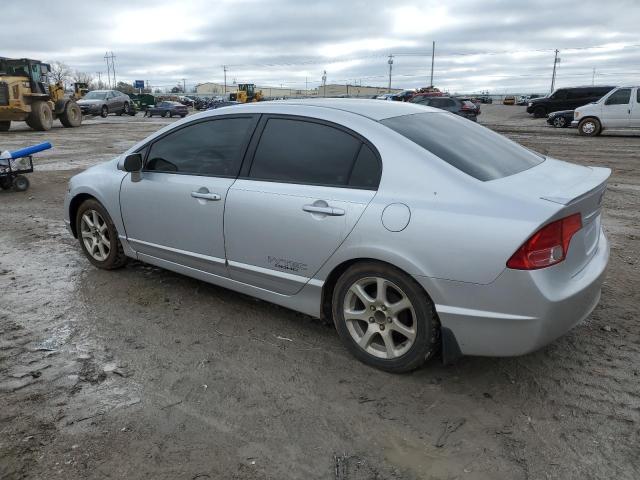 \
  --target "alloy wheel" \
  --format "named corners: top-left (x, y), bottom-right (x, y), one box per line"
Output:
top-left (80, 209), bottom-right (111, 261)
top-left (343, 277), bottom-right (417, 359)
